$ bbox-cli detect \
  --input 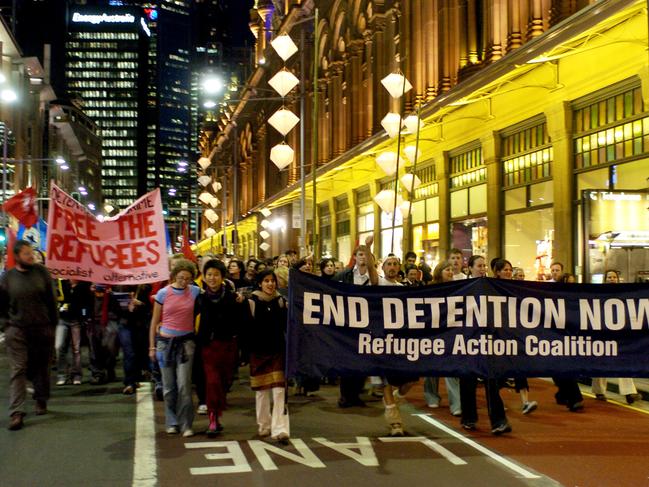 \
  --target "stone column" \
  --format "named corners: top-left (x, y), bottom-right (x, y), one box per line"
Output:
top-left (483, 132), bottom-right (501, 263)
top-left (546, 101), bottom-right (574, 272)
top-left (438, 151), bottom-right (450, 254)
